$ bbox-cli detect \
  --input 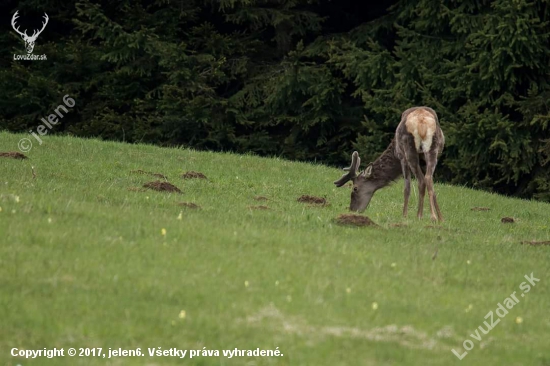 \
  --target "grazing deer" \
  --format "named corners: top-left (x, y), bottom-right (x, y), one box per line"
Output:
top-left (334, 106), bottom-right (445, 221)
